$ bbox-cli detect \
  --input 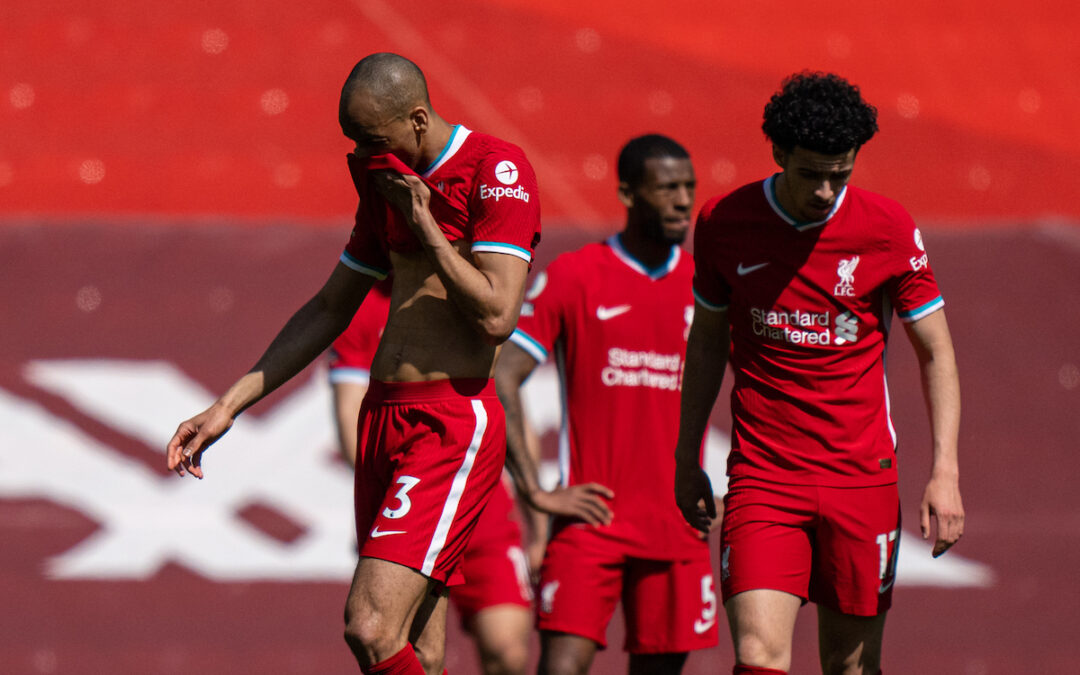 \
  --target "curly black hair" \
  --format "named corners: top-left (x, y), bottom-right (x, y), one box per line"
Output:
top-left (762, 72), bottom-right (879, 154)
